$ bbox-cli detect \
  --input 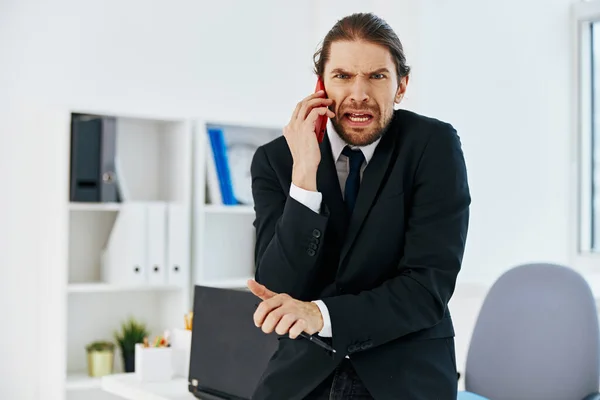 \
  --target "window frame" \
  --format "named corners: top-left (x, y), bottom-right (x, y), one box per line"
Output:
top-left (571, 0), bottom-right (600, 277)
